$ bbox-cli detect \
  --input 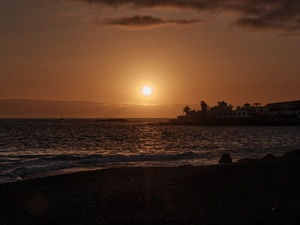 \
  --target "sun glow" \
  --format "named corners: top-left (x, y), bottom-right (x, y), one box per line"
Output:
top-left (142, 86), bottom-right (152, 96)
